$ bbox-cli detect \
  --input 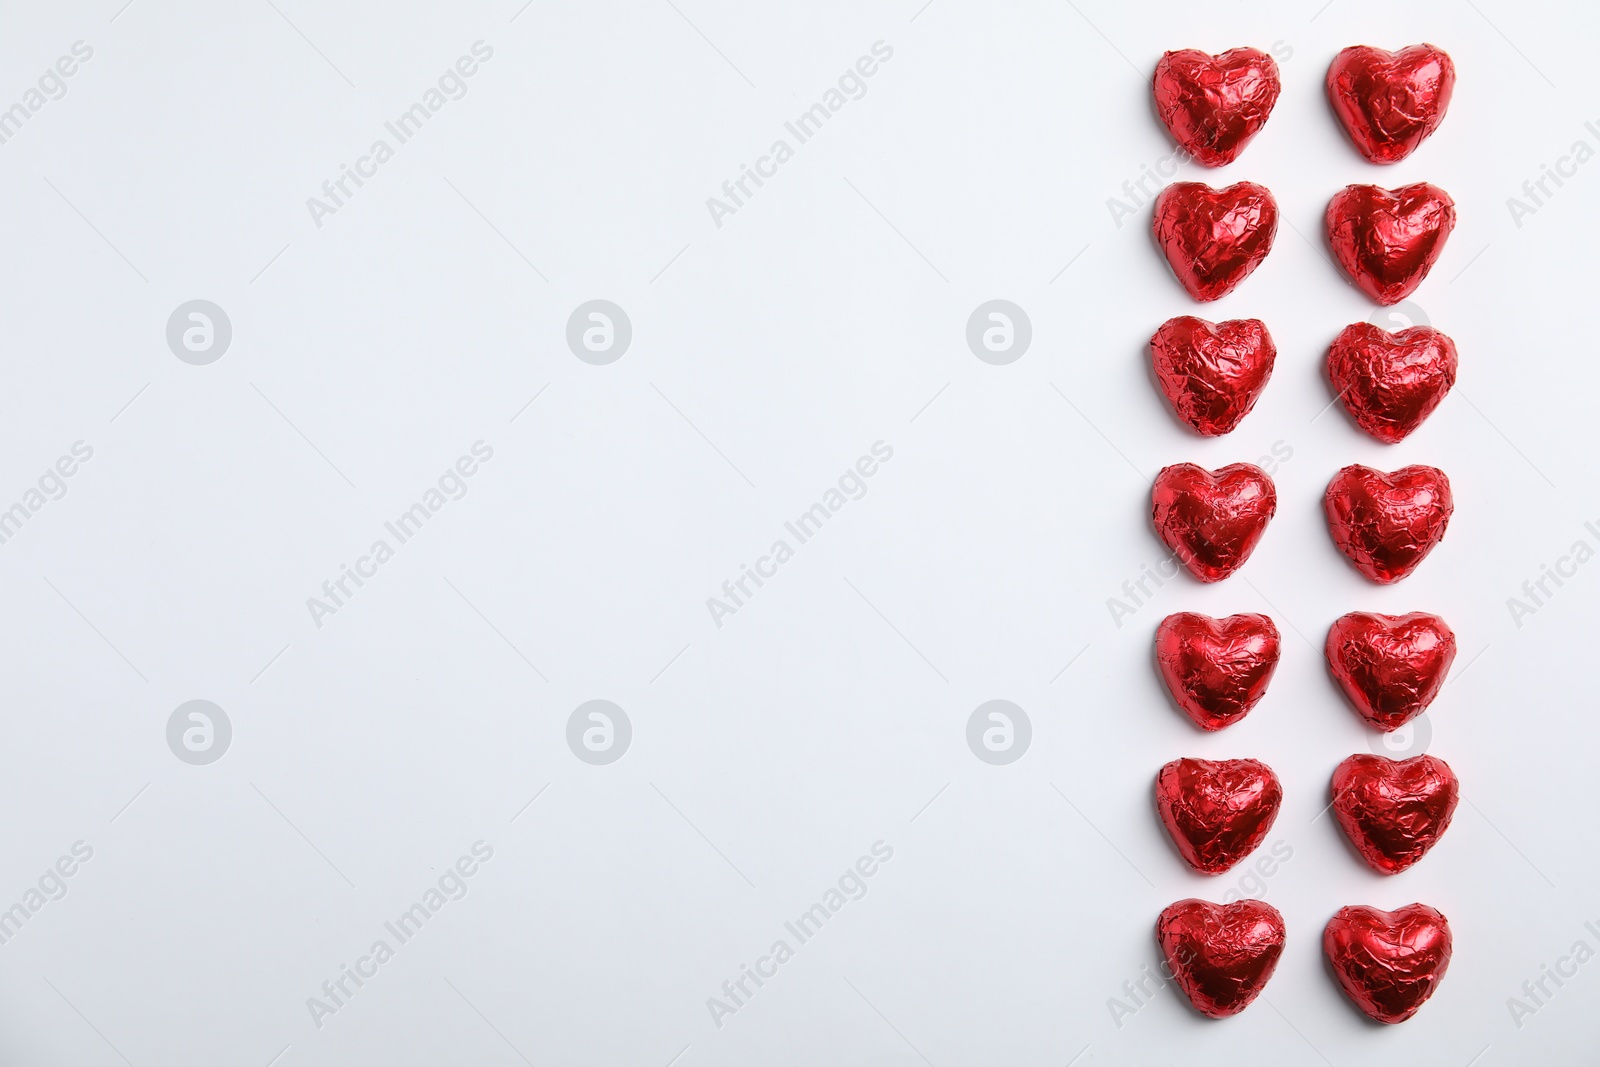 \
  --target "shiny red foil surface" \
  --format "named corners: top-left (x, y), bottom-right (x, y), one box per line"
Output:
top-left (1151, 317), bottom-right (1276, 436)
top-left (1324, 904), bottom-right (1452, 1024)
top-left (1158, 898), bottom-right (1285, 1018)
top-left (1328, 44), bottom-right (1456, 164)
top-left (1324, 464), bottom-right (1453, 583)
top-left (1326, 611), bottom-right (1457, 730)
top-left (1156, 758), bottom-right (1282, 873)
top-left (1154, 47), bottom-right (1281, 166)
top-left (1332, 754), bottom-right (1460, 874)
top-left (1156, 612), bottom-right (1281, 731)
top-left (1327, 323), bottom-right (1457, 443)
top-left (1154, 182), bottom-right (1279, 301)
top-left (1326, 183), bottom-right (1456, 305)
top-left (1153, 462), bottom-right (1277, 582)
